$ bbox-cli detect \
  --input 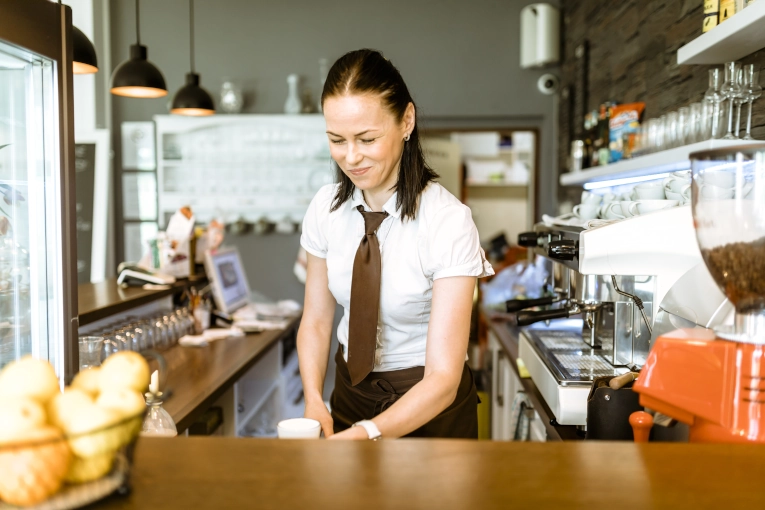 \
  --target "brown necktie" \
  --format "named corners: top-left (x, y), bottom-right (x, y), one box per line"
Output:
top-left (348, 205), bottom-right (388, 386)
